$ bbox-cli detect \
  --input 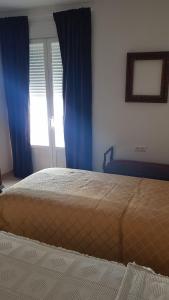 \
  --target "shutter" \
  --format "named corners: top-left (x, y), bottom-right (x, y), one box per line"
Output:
top-left (30, 43), bottom-right (46, 96)
top-left (51, 42), bottom-right (63, 97)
